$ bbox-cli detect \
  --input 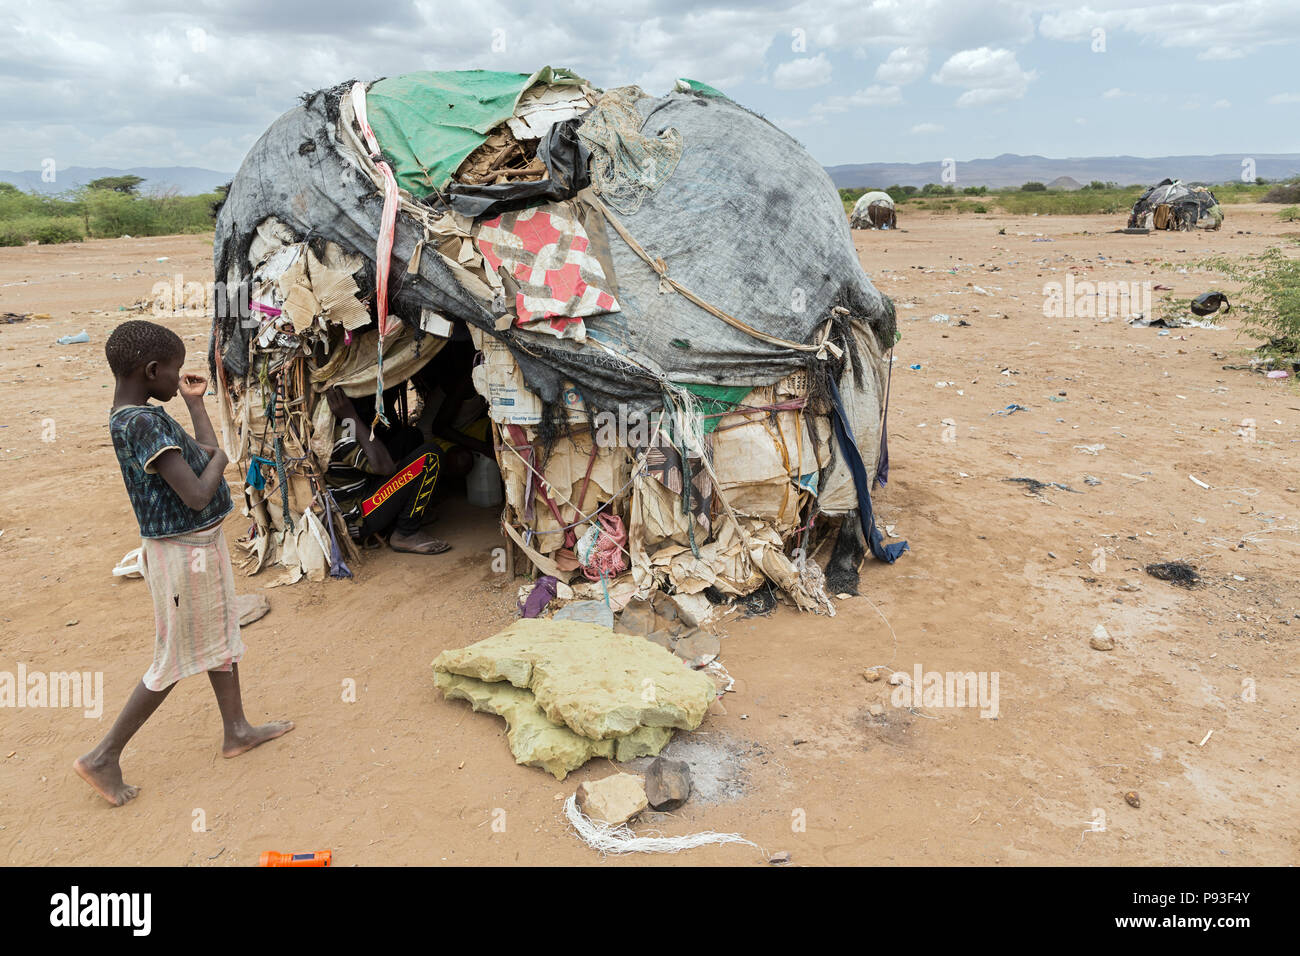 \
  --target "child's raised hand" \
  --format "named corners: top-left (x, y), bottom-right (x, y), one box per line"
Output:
top-left (180, 371), bottom-right (209, 401)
